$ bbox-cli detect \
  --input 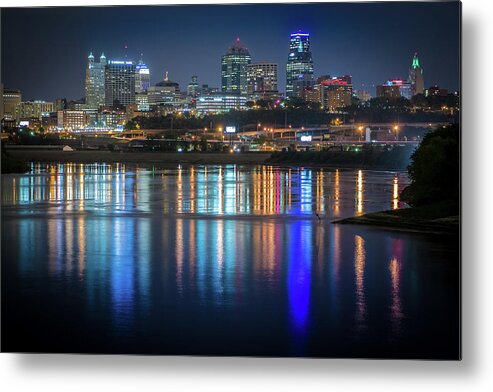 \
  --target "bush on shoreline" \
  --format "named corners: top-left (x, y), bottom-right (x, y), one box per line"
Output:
top-left (1, 146), bottom-right (30, 174)
top-left (266, 145), bottom-right (415, 170)
top-left (400, 124), bottom-right (459, 209)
